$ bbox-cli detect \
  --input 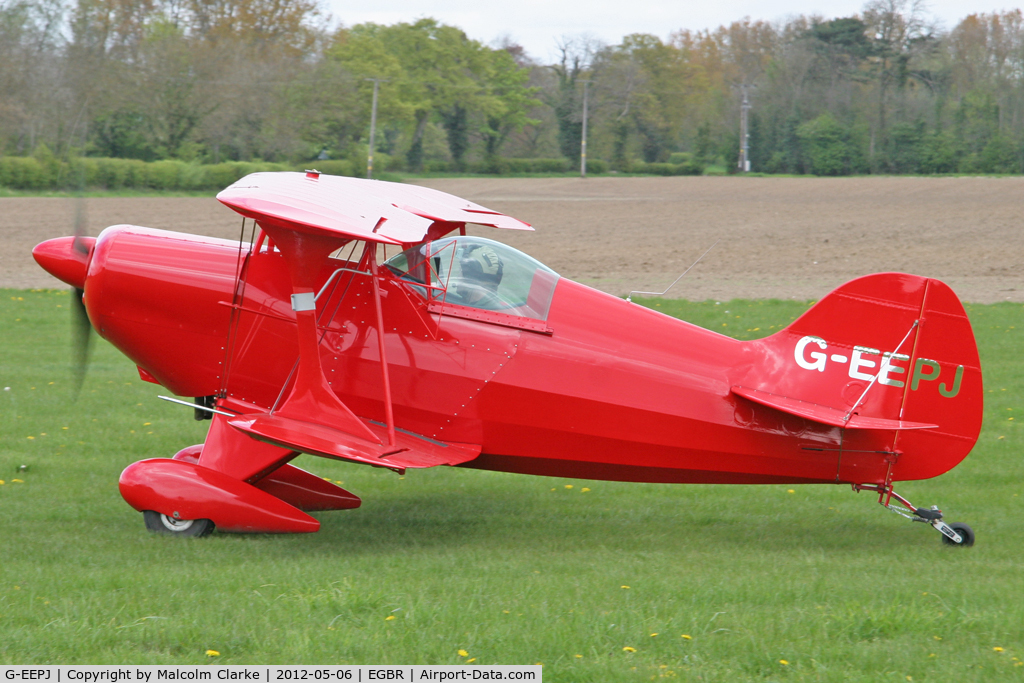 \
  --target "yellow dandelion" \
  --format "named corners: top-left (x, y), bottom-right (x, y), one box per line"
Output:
top-left (458, 650), bottom-right (469, 657)
top-left (466, 659), bottom-right (476, 664)
top-left (206, 650), bottom-right (220, 657)
top-left (12, 479), bottom-right (23, 483)
top-left (933, 636), bottom-right (942, 641)
top-left (994, 647), bottom-right (1005, 652)
top-left (622, 647), bottom-right (636, 653)
top-left (385, 615), bottom-right (396, 621)
top-left (928, 654), bottom-right (936, 658)
top-left (564, 484), bottom-right (573, 489)
top-left (26, 436), bottom-right (34, 440)
top-left (650, 633), bottom-right (658, 637)
top-left (787, 489), bottom-right (795, 494)
top-left (681, 634), bottom-right (692, 640)
top-left (143, 422), bottom-right (151, 426)
top-left (906, 677), bottom-right (912, 682)
top-left (574, 654), bottom-right (582, 659)
top-left (581, 487), bottom-right (591, 492)
top-left (779, 660), bottom-right (789, 666)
